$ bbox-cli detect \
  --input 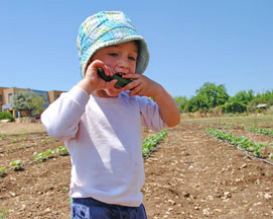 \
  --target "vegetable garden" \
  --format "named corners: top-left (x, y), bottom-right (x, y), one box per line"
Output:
top-left (0, 115), bottom-right (273, 219)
